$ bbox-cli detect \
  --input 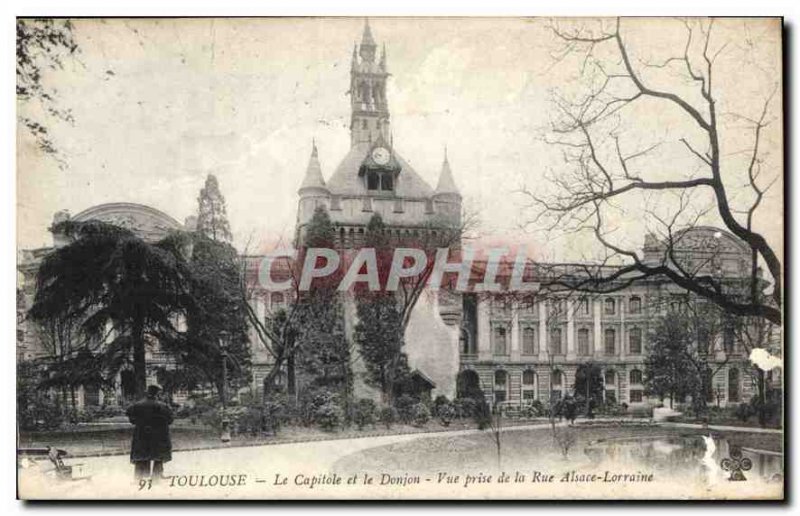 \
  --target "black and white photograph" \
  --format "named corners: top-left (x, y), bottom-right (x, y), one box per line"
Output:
top-left (13, 14), bottom-right (785, 501)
